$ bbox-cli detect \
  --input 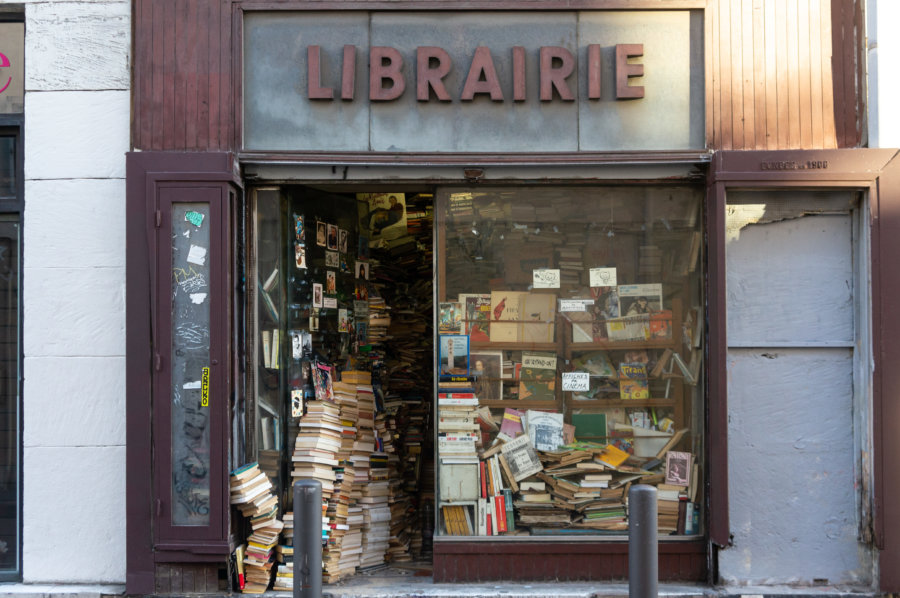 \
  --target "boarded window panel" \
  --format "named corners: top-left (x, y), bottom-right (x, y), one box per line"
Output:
top-left (723, 348), bottom-right (862, 583)
top-left (726, 190), bottom-right (855, 345)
